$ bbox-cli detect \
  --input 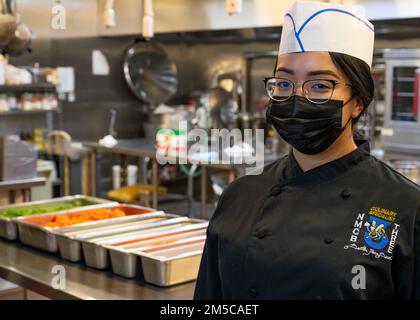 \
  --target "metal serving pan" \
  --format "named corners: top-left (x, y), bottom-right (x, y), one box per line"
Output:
top-left (80, 217), bottom-right (196, 269)
top-left (16, 203), bottom-right (155, 253)
top-left (140, 241), bottom-right (206, 287)
top-left (116, 228), bottom-right (207, 251)
top-left (56, 212), bottom-right (176, 262)
top-left (81, 219), bottom-right (208, 270)
top-left (108, 231), bottom-right (207, 279)
top-left (0, 195), bottom-right (111, 241)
